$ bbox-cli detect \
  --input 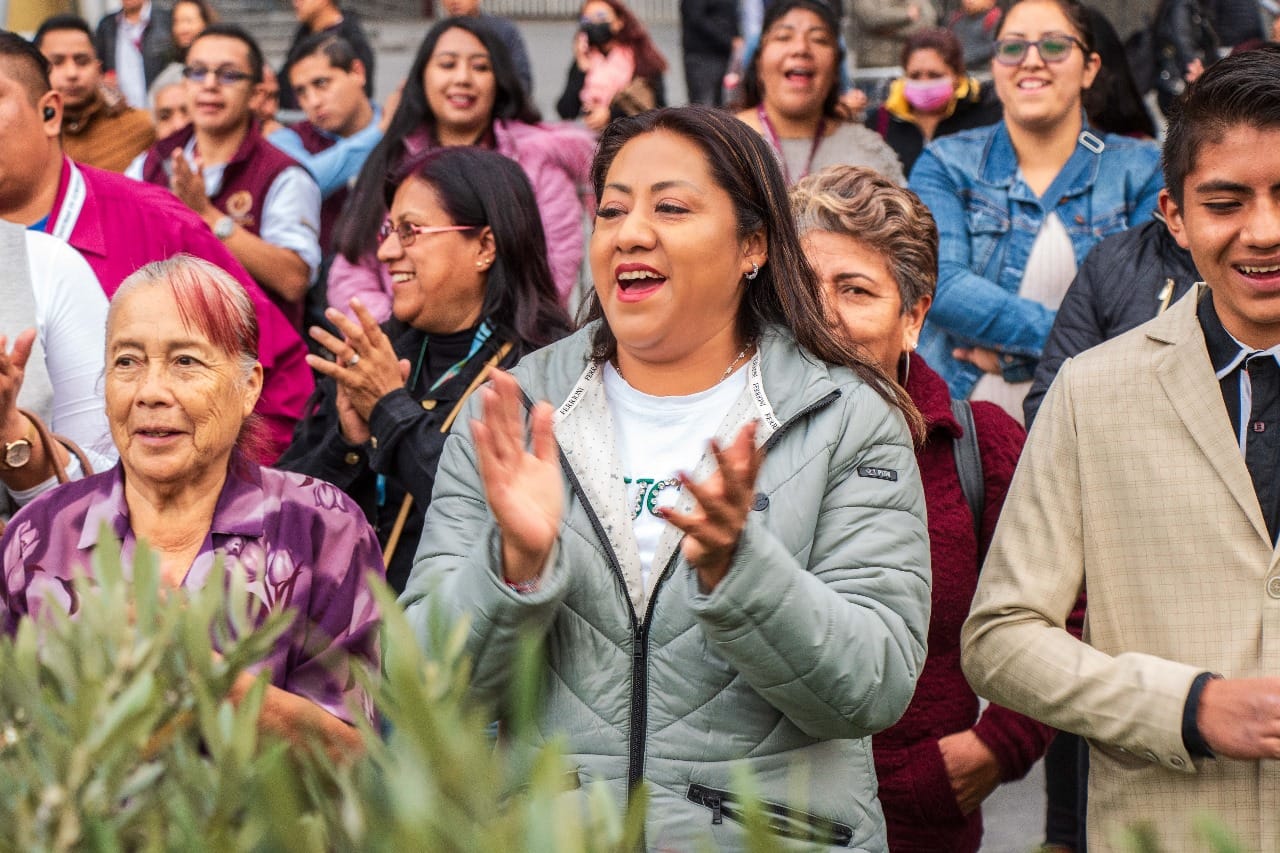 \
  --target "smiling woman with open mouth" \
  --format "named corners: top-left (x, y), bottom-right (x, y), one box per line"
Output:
top-left (908, 0), bottom-right (1164, 425)
top-left (402, 105), bottom-right (932, 852)
top-left (733, 0), bottom-right (906, 187)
